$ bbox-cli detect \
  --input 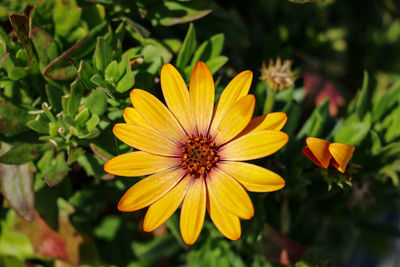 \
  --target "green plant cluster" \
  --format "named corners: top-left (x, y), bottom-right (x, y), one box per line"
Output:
top-left (0, 0), bottom-right (400, 266)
